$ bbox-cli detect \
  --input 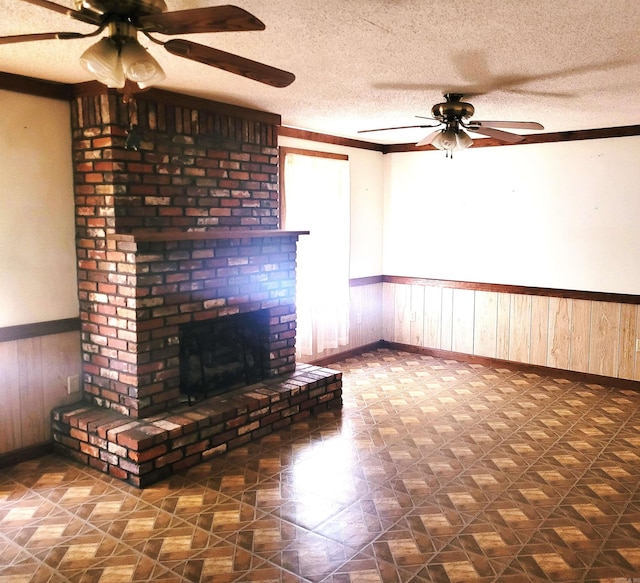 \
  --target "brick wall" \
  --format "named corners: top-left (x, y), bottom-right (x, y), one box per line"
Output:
top-left (70, 87), bottom-right (299, 419)
top-left (72, 88), bottom-right (281, 237)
